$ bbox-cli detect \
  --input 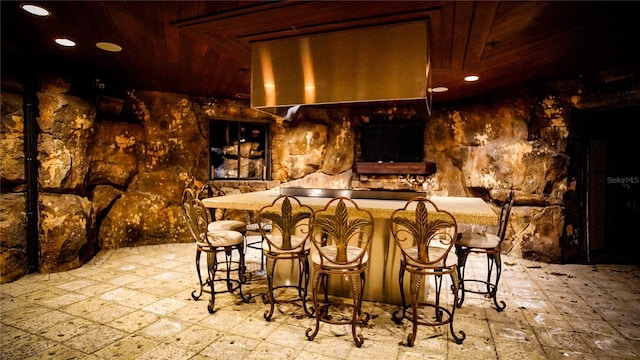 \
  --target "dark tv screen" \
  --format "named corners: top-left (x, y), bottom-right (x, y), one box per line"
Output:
top-left (360, 122), bottom-right (424, 162)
